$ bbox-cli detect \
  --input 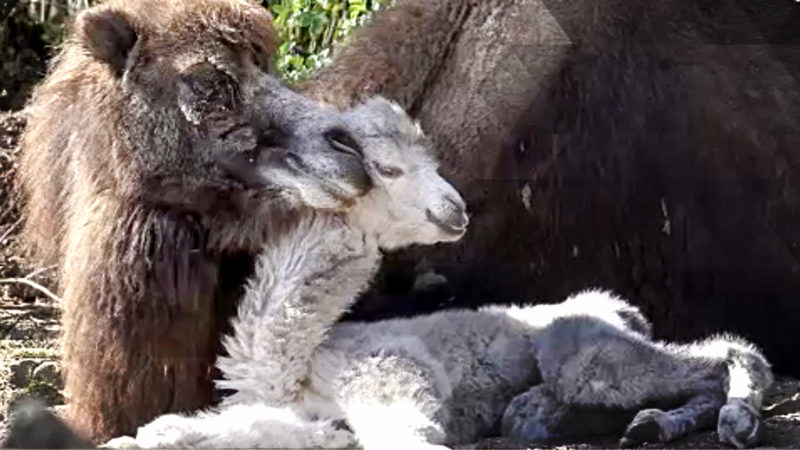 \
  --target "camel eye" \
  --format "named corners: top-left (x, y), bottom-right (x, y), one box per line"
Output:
top-left (180, 62), bottom-right (240, 116)
top-left (325, 128), bottom-right (362, 158)
top-left (373, 162), bottom-right (403, 179)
